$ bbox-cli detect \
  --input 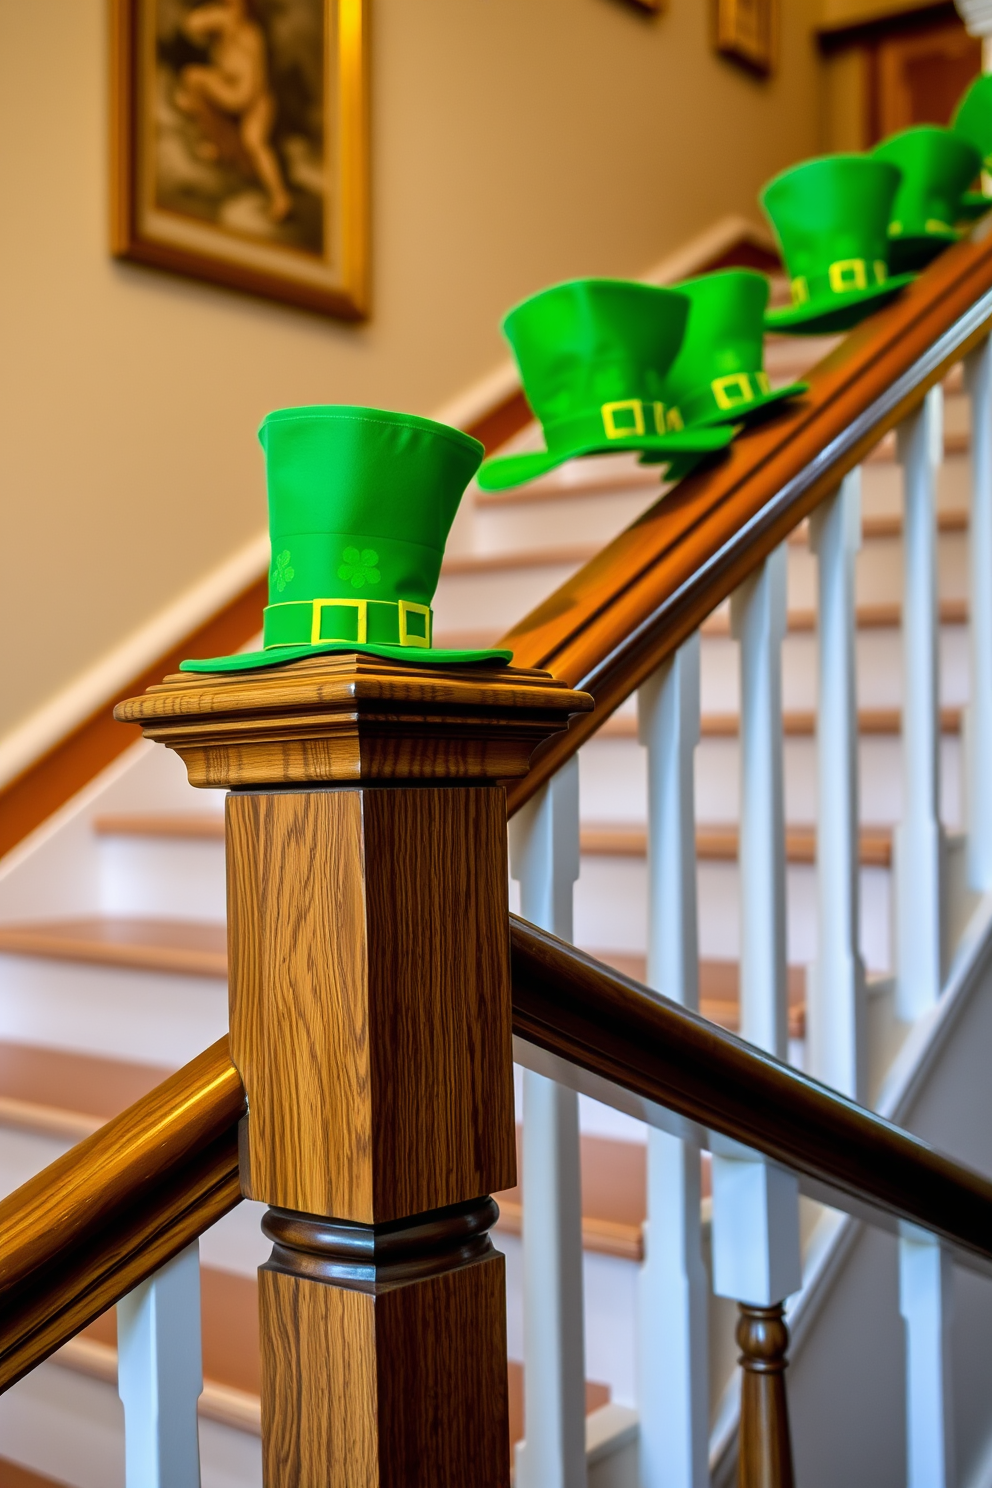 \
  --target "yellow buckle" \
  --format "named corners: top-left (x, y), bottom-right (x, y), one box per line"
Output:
top-left (925, 218), bottom-right (952, 235)
top-left (711, 372), bottom-right (755, 411)
top-left (829, 258), bottom-right (868, 294)
top-left (311, 597), bottom-right (367, 645)
top-left (874, 260), bottom-right (887, 284)
top-left (665, 404), bottom-right (684, 431)
top-left (790, 276), bottom-right (810, 306)
top-left (601, 399), bottom-right (645, 439)
top-left (398, 599), bottom-right (431, 649)
top-left (755, 370), bottom-right (771, 394)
